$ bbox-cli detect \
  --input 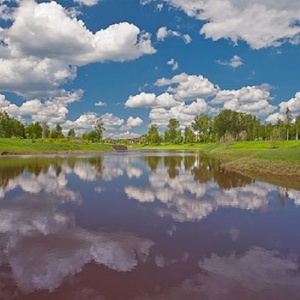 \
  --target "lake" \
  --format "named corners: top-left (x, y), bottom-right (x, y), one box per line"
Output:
top-left (0, 150), bottom-right (300, 300)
